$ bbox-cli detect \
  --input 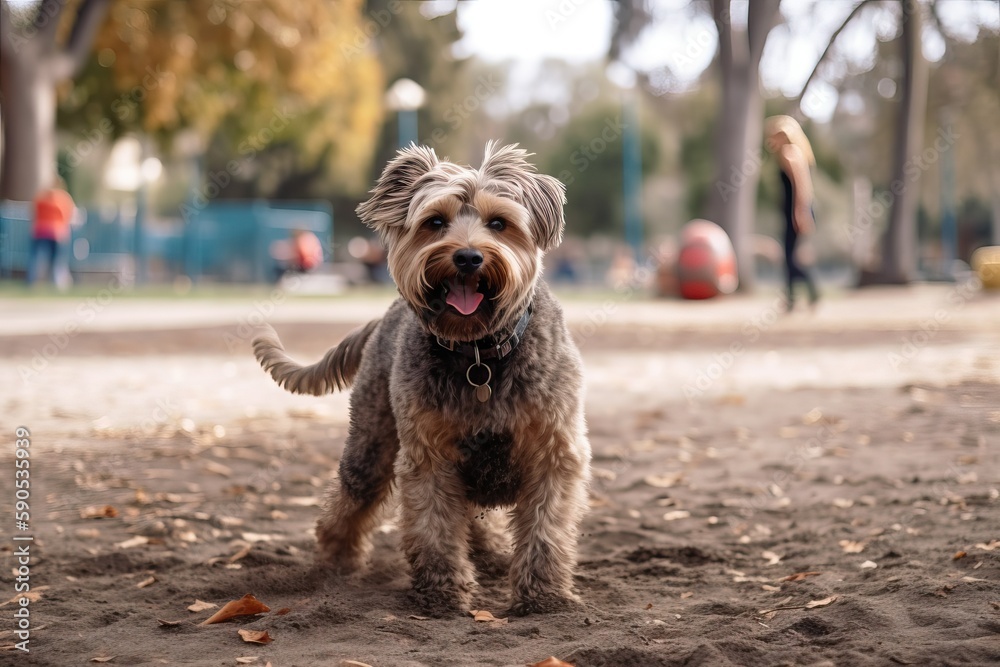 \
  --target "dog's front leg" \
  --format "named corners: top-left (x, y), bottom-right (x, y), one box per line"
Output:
top-left (508, 433), bottom-right (589, 616)
top-left (397, 448), bottom-right (476, 615)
